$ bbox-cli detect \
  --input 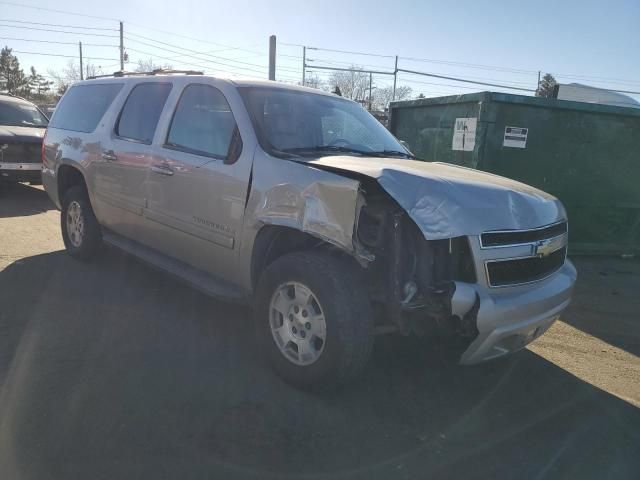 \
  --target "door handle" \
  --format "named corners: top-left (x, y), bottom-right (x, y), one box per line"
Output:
top-left (102, 150), bottom-right (117, 162)
top-left (151, 164), bottom-right (174, 176)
